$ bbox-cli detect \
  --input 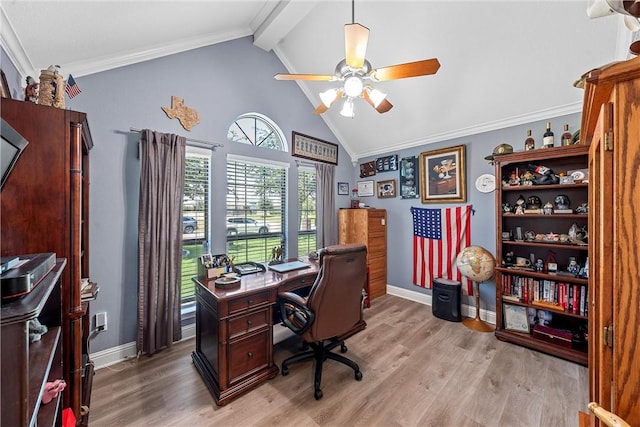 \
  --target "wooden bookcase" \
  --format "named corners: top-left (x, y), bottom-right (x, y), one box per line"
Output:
top-left (493, 145), bottom-right (590, 365)
top-left (1, 260), bottom-right (66, 427)
top-left (581, 56), bottom-right (640, 426)
top-left (1, 99), bottom-right (94, 424)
